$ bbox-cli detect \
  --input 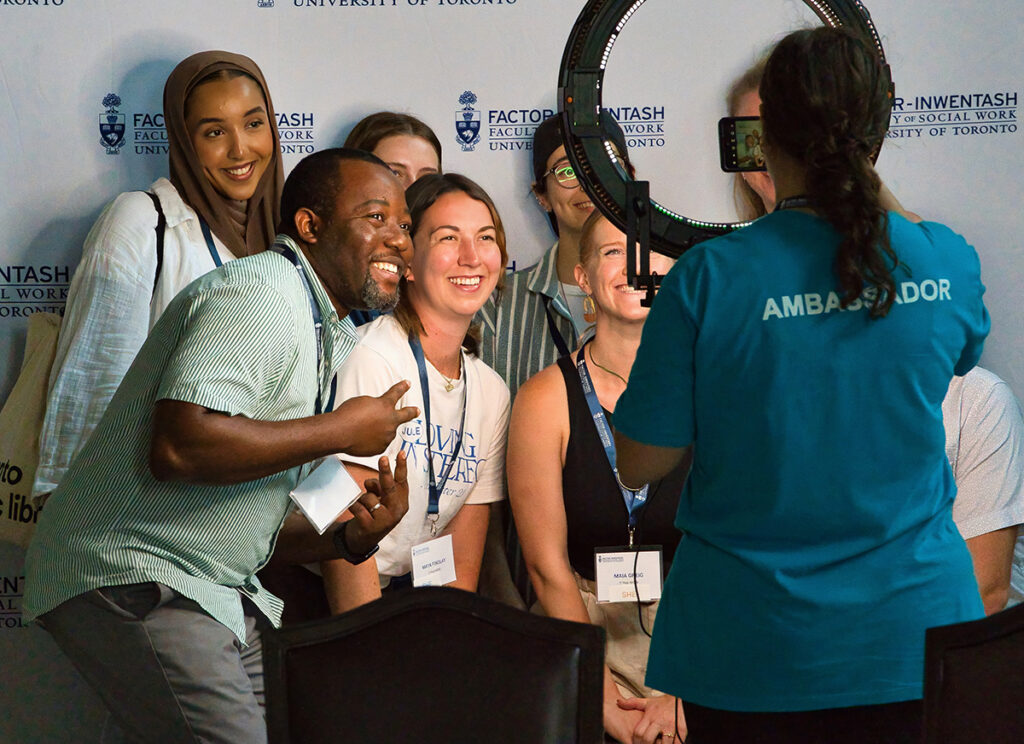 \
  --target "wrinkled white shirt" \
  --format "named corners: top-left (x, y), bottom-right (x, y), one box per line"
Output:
top-left (33, 178), bottom-right (234, 497)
